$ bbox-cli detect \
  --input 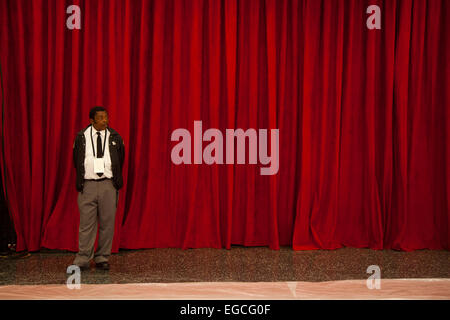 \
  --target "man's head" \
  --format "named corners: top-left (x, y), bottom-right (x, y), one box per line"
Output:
top-left (89, 106), bottom-right (109, 131)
